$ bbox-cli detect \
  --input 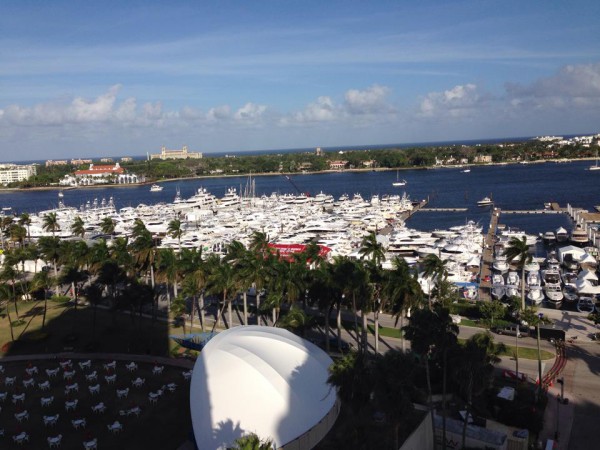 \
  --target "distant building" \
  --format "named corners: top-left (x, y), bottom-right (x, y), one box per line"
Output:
top-left (150, 145), bottom-right (202, 160)
top-left (121, 157), bottom-right (133, 163)
top-left (298, 162), bottom-right (312, 171)
top-left (329, 160), bottom-right (347, 170)
top-left (71, 158), bottom-right (93, 165)
top-left (45, 160), bottom-right (69, 167)
top-left (474, 155), bottom-right (492, 163)
top-left (362, 160), bottom-right (376, 168)
top-left (100, 157), bottom-right (114, 163)
top-left (315, 147), bottom-right (323, 156)
top-left (60, 163), bottom-right (139, 186)
top-left (0, 164), bottom-right (37, 185)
